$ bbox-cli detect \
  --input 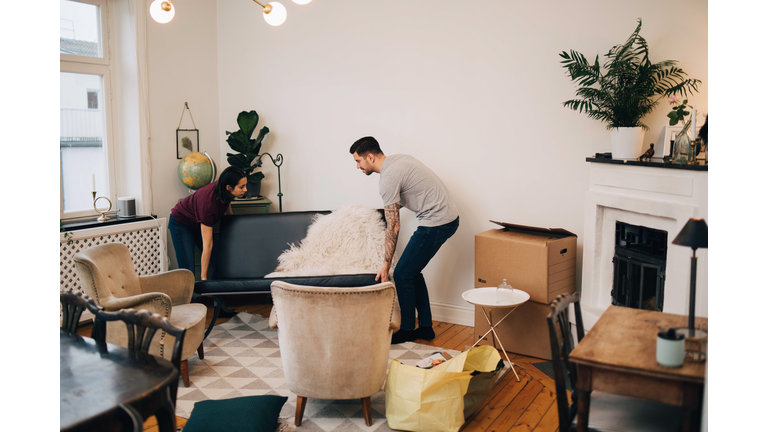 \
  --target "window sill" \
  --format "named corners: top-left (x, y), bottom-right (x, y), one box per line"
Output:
top-left (61, 215), bottom-right (156, 232)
